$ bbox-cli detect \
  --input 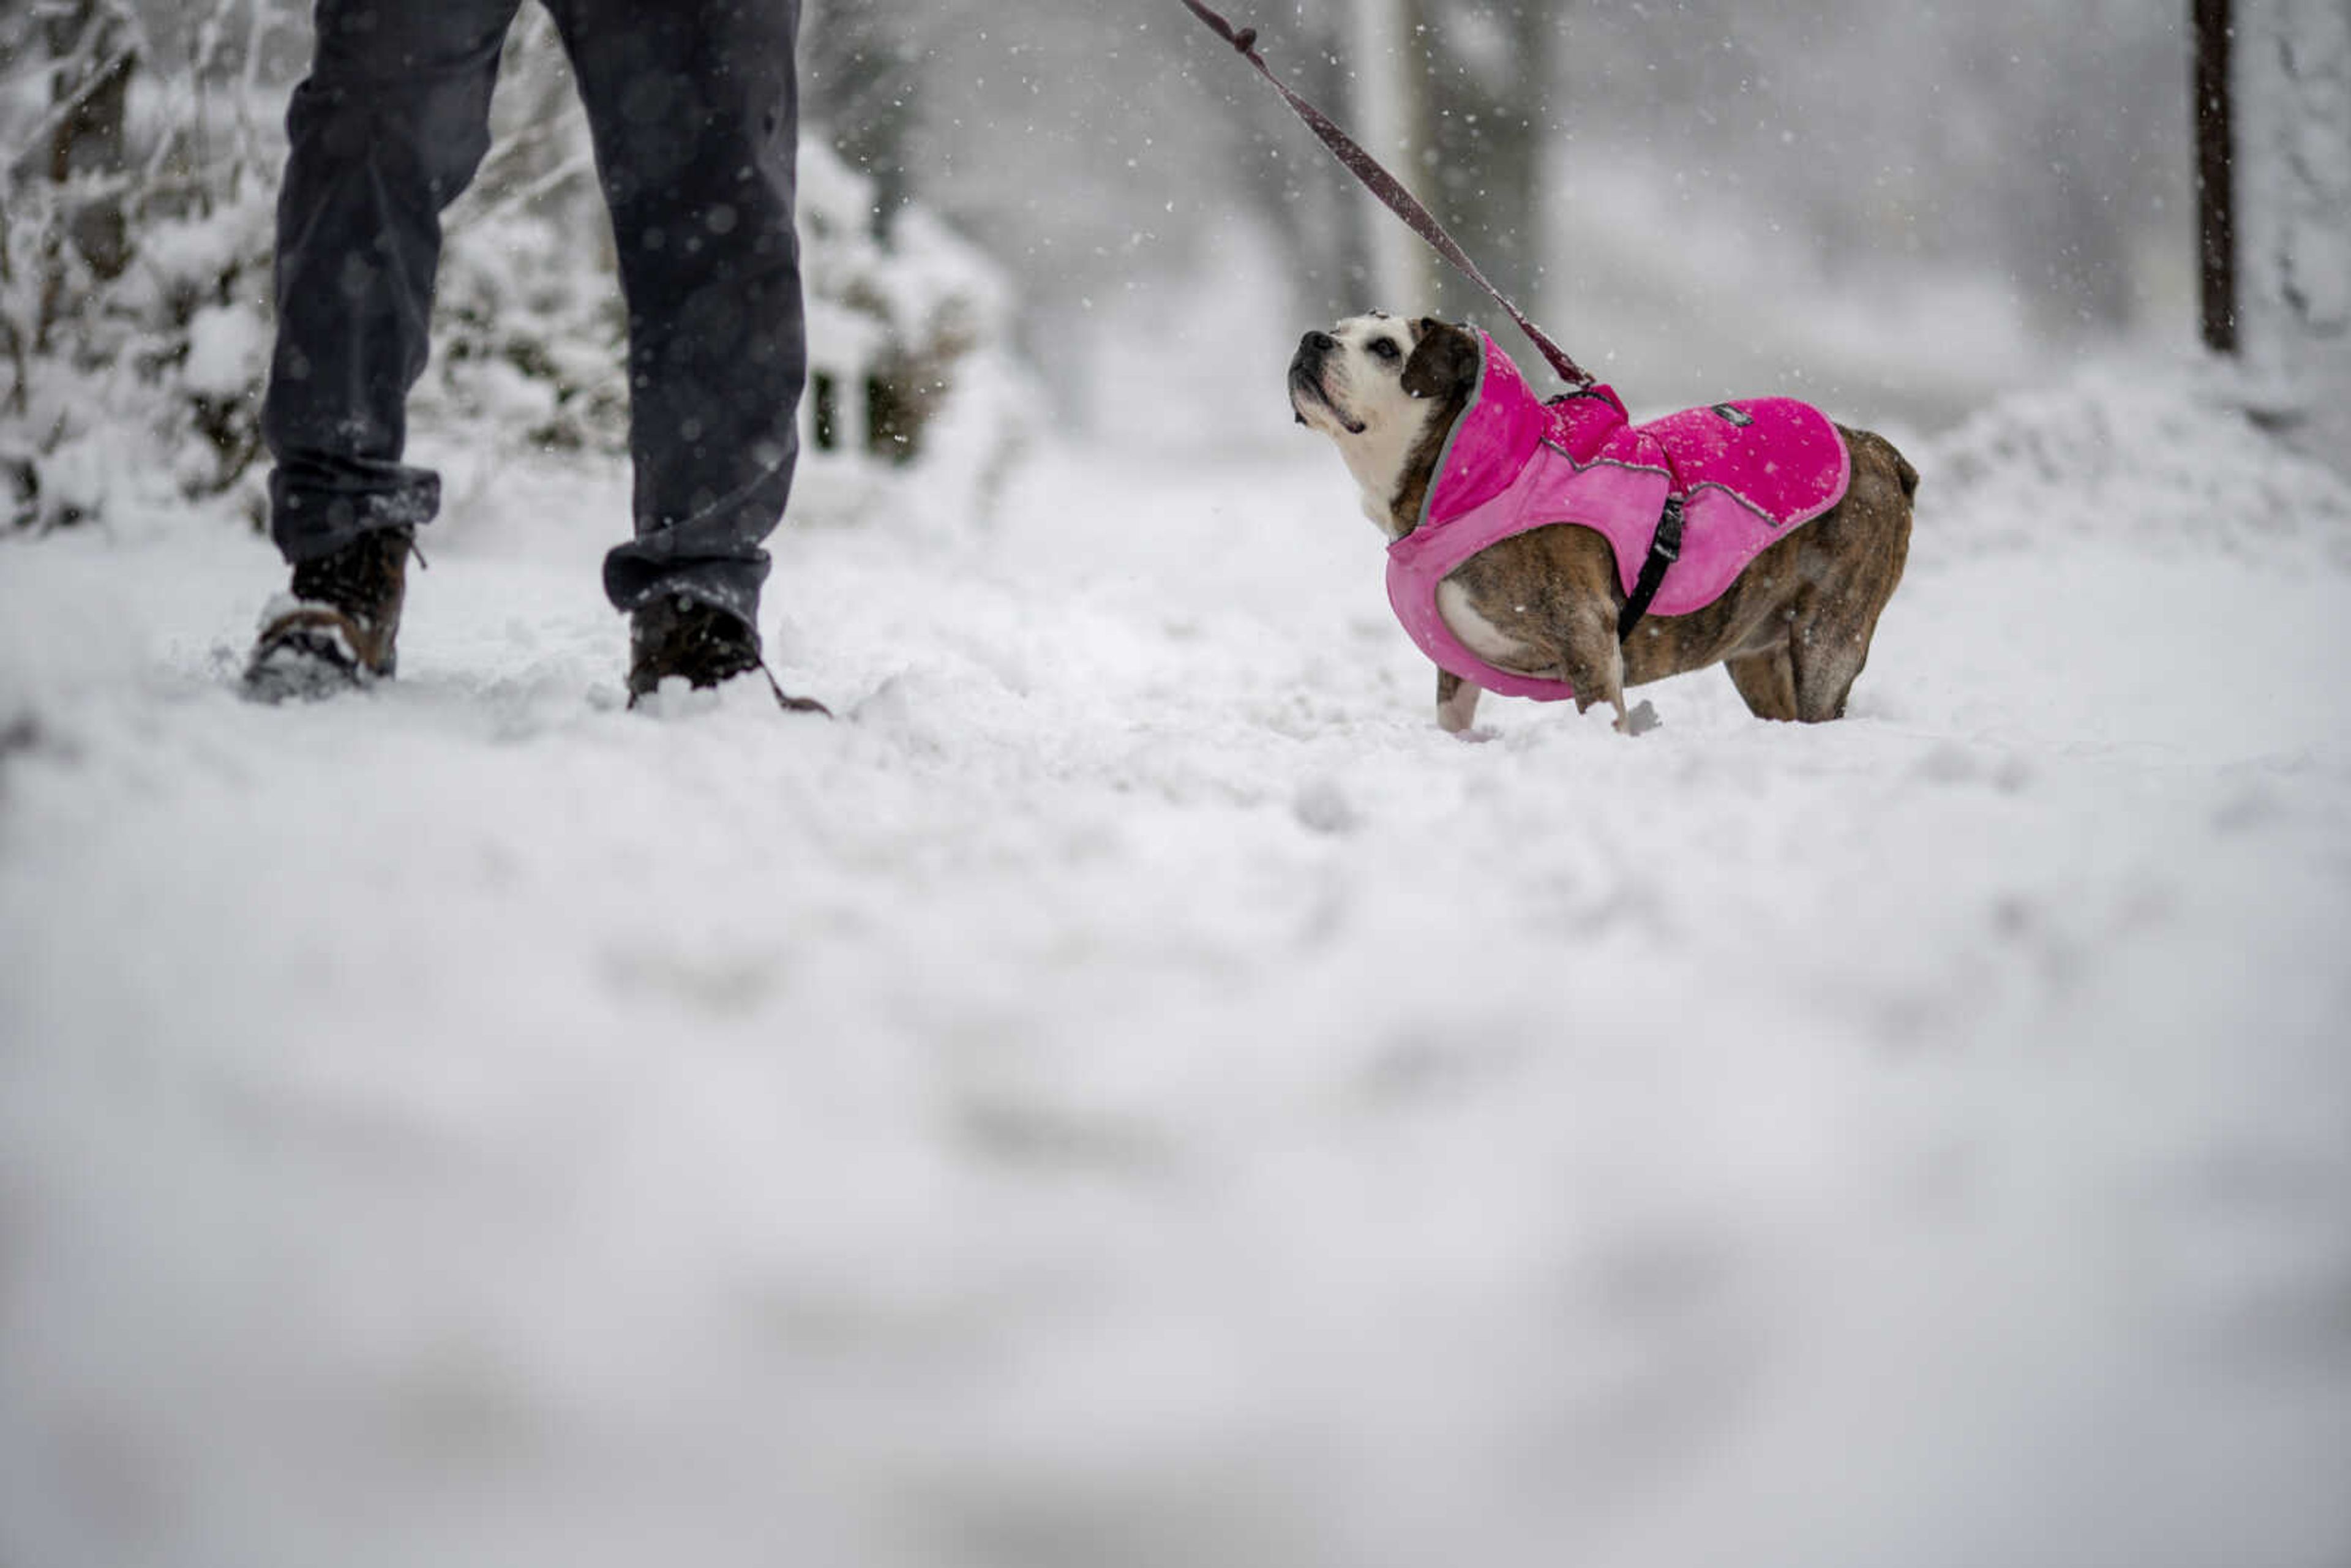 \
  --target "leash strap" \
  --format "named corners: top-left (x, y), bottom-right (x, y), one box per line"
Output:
top-left (1177, 0), bottom-right (1594, 389)
top-left (1616, 493), bottom-right (1684, 642)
